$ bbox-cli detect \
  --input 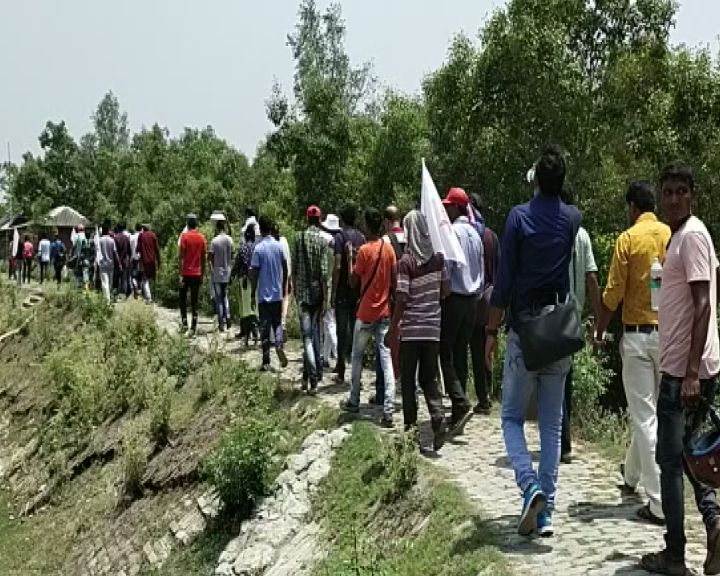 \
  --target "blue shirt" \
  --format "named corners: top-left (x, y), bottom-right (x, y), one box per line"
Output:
top-left (490, 194), bottom-right (581, 329)
top-left (447, 216), bottom-right (484, 295)
top-left (251, 235), bottom-right (286, 304)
